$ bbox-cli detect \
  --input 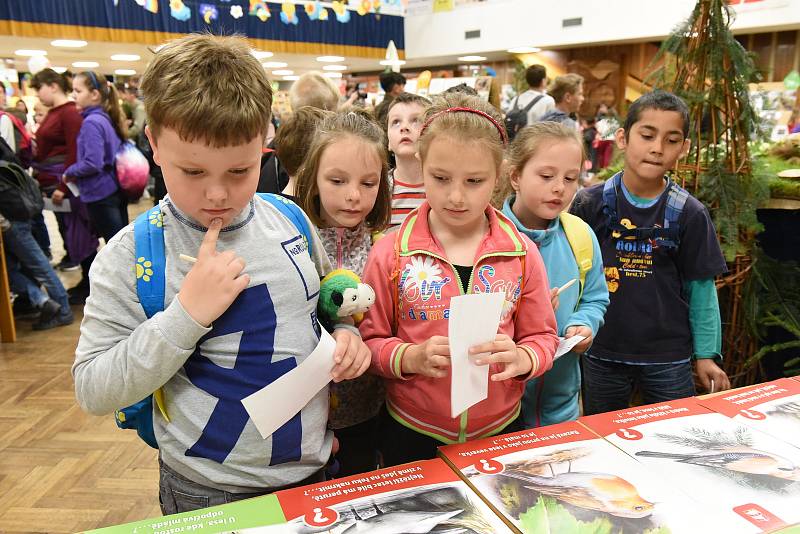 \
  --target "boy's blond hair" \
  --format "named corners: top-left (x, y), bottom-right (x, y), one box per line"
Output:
top-left (289, 72), bottom-right (340, 112)
top-left (547, 74), bottom-right (584, 104)
top-left (140, 34), bottom-right (273, 147)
